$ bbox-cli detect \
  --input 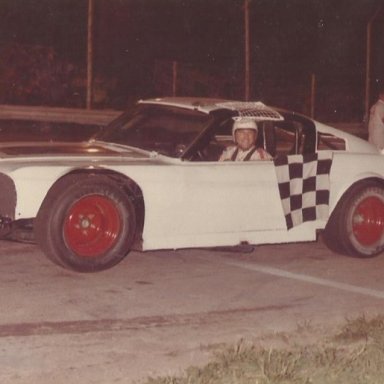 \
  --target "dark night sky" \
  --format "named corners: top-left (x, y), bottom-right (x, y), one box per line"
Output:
top-left (93, 0), bottom-right (383, 77)
top-left (0, 0), bottom-right (383, 111)
top-left (0, 0), bottom-right (381, 70)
